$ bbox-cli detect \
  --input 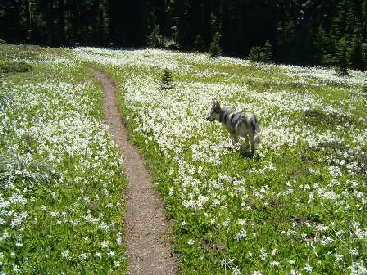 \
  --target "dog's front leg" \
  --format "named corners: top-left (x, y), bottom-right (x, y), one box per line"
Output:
top-left (230, 133), bottom-right (238, 146)
top-left (243, 135), bottom-right (251, 152)
top-left (249, 133), bottom-right (256, 154)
